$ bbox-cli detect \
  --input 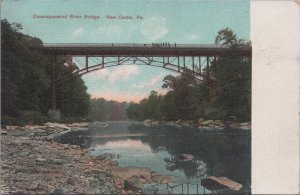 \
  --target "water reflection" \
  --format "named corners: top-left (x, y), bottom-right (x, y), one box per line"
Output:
top-left (54, 121), bottom-right (250, 192)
